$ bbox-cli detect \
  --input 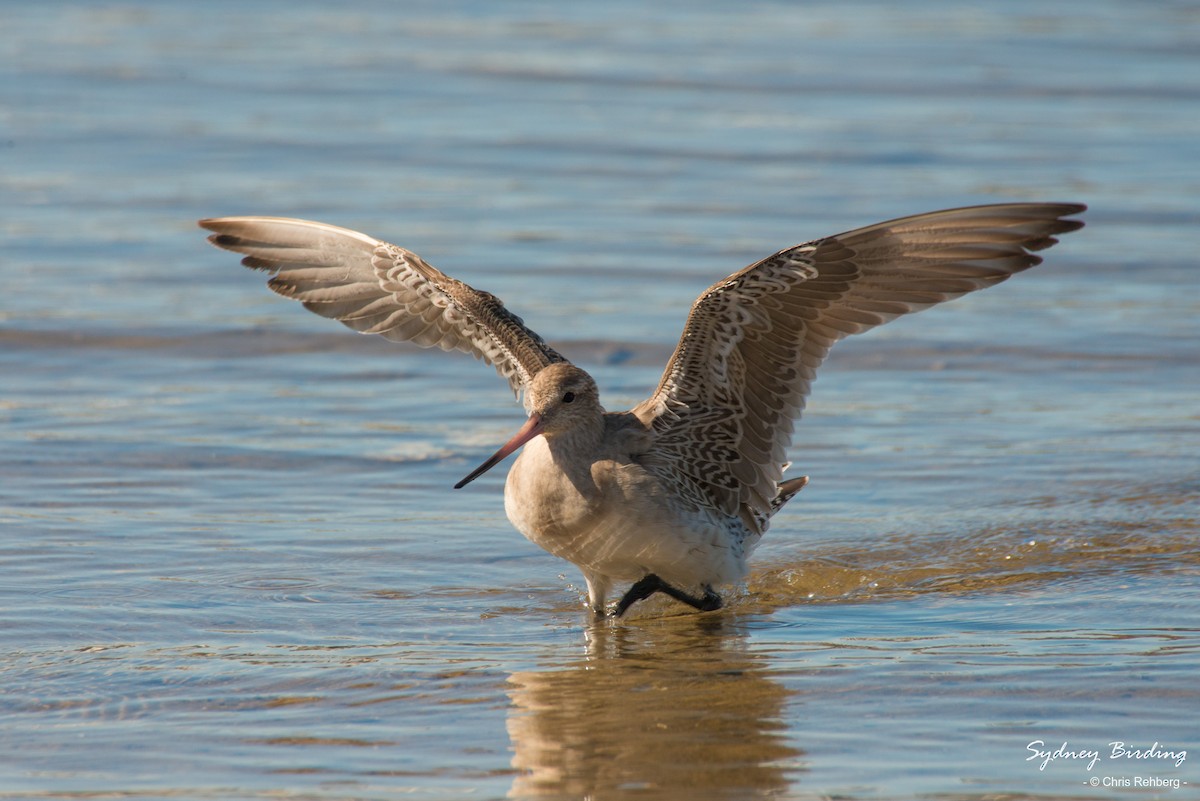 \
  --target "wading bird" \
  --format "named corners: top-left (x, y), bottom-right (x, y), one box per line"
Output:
top-left (201, 202), bottom-right (1084, 616)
